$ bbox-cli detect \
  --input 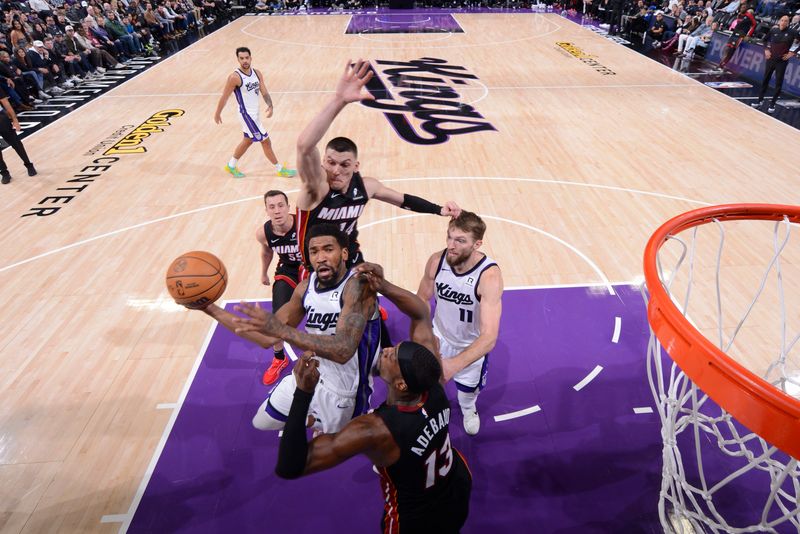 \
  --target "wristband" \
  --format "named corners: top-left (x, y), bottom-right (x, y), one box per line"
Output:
top-left (275, 388), bottom-right (313, 479)
top-left (401, 194), bottom-right (442, 215)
